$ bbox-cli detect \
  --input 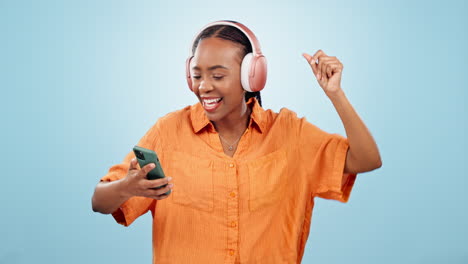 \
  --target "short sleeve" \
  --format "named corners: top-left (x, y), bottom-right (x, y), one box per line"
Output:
top-left (298, 117), bottom-right (357, 203)
top-left (99, 120), bottom-right (162, 226)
